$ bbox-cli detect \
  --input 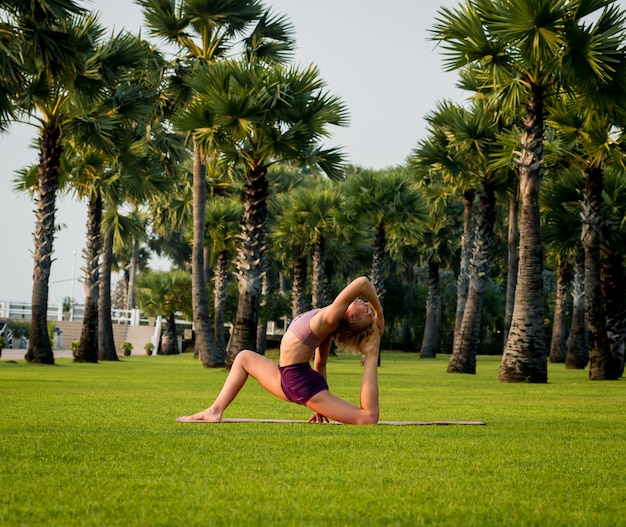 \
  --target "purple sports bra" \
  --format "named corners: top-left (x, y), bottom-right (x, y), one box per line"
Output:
top-left (286, 308), bottom-right (324, 349)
